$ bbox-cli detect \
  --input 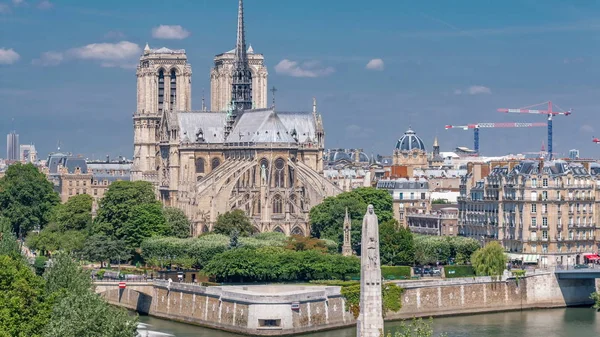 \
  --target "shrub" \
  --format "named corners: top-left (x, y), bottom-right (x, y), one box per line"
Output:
top-left (444, 265), bottom-right (475, 278)
top-left (341, 283), bottom-right (404, 319)
top-left (381, 266), bottom-right (411, 280)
